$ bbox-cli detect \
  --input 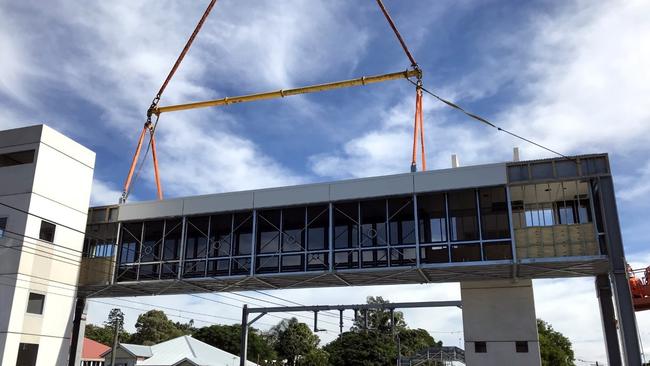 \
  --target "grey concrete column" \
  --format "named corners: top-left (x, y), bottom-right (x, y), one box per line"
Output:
top-left (596, 177), bottom-right (642, 365)
top-left (596, 274), bottom-right (622, 366)
top-left (68, 297), bottom-right (88, 366)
